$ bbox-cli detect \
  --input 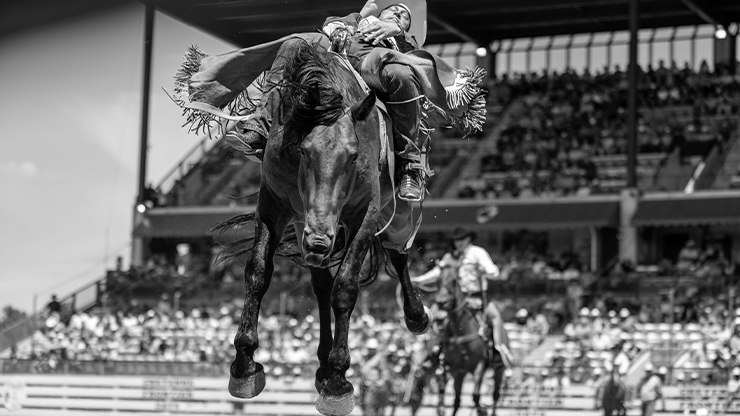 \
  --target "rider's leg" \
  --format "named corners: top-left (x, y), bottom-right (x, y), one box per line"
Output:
top-left (225, 36), bottom-right (326, 160)
top-left (225, 84), bottom-right (276, 161)
top-left (378, 63), bottom-right (426, 202)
